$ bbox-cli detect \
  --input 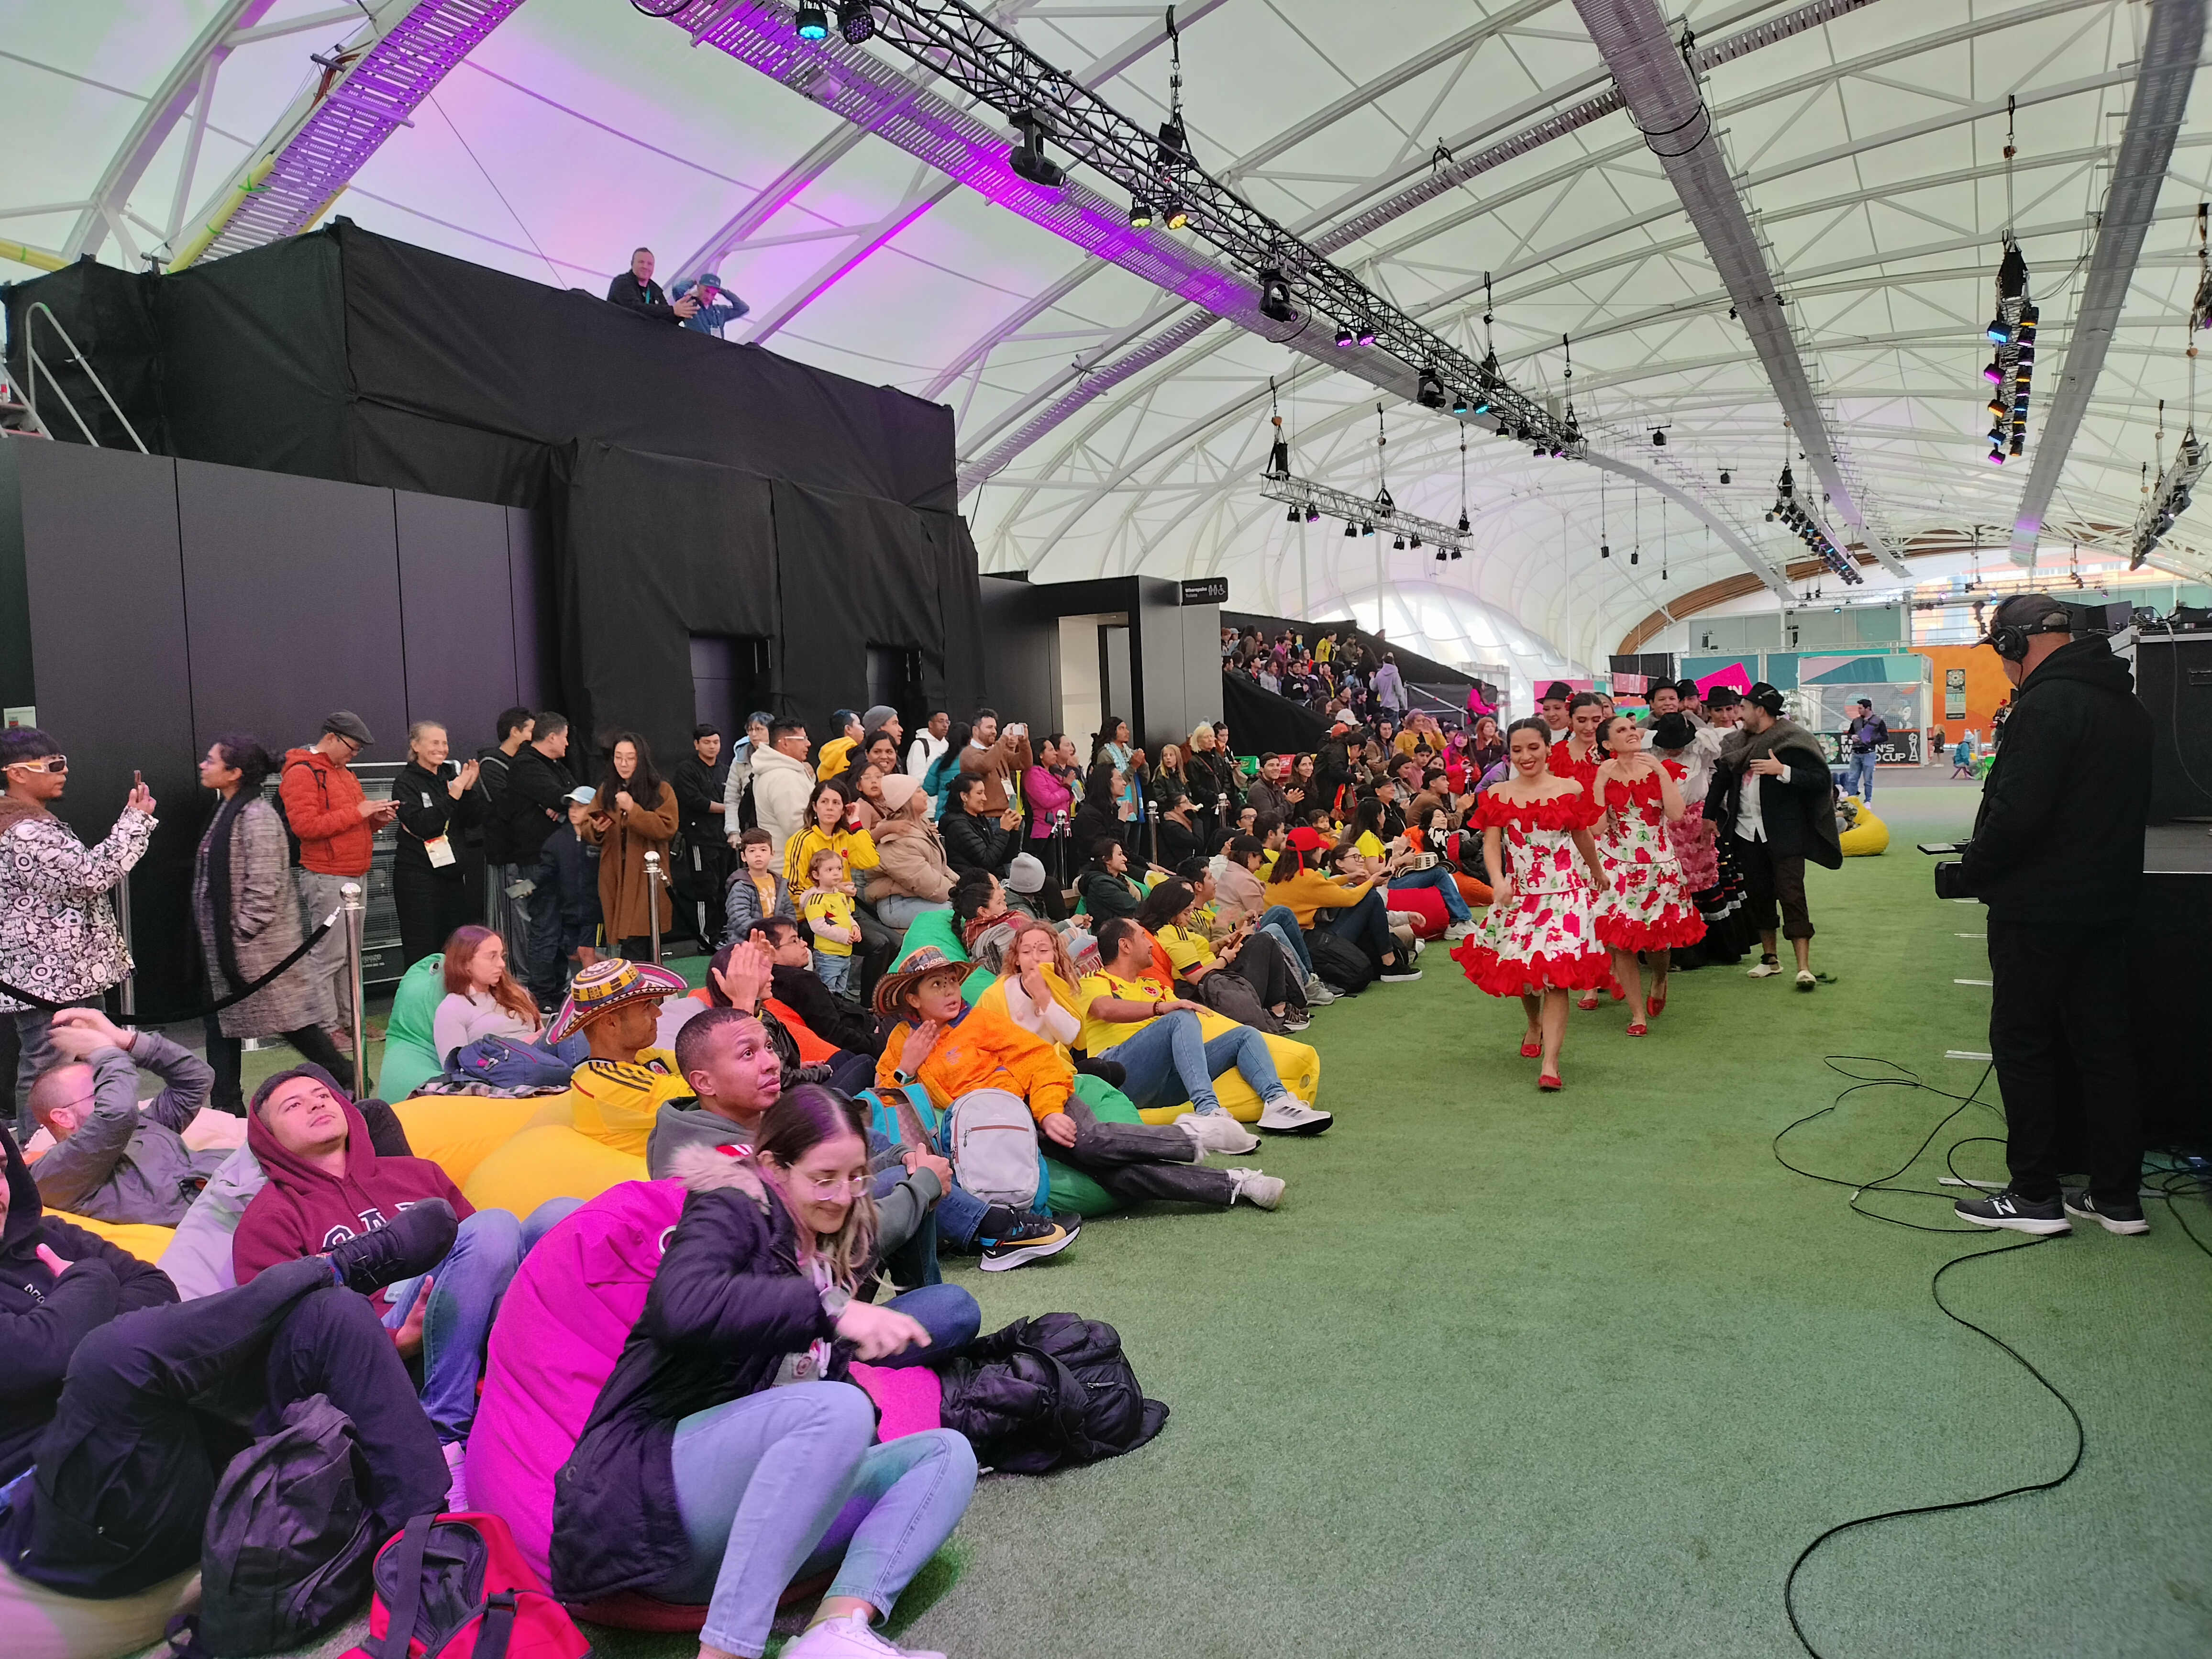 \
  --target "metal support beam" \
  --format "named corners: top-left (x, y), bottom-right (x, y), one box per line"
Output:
top-left (2009, 0), bottom-right (2208, 564)
top-left (1570, 0), bottom-right (1910, 577)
